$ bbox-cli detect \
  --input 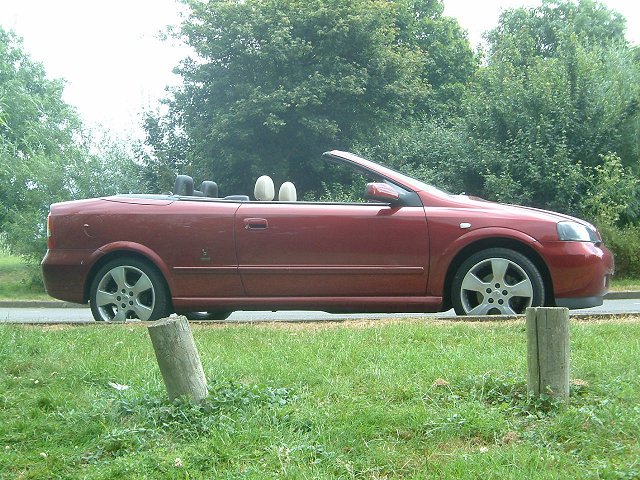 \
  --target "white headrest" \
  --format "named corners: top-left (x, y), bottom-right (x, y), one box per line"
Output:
top-left (254, 175), bottom-right (275, 201)
top-left (278, 182), bottom-right (297, 201)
